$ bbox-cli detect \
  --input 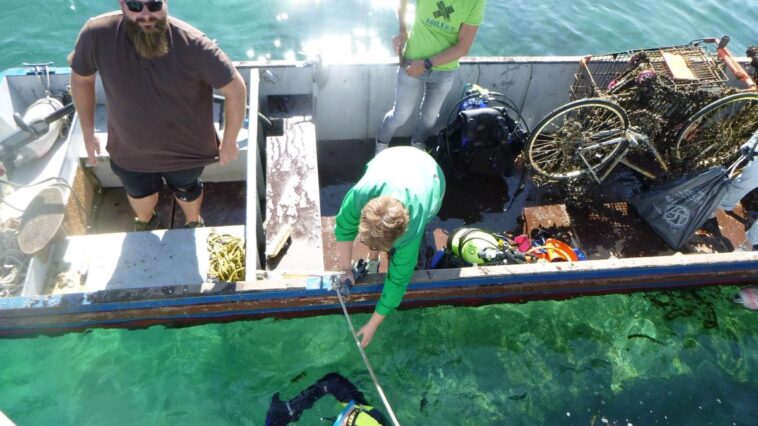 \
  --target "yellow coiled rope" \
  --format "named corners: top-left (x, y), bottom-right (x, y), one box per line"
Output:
top-left (207, 232), bottom-right (246, 282)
